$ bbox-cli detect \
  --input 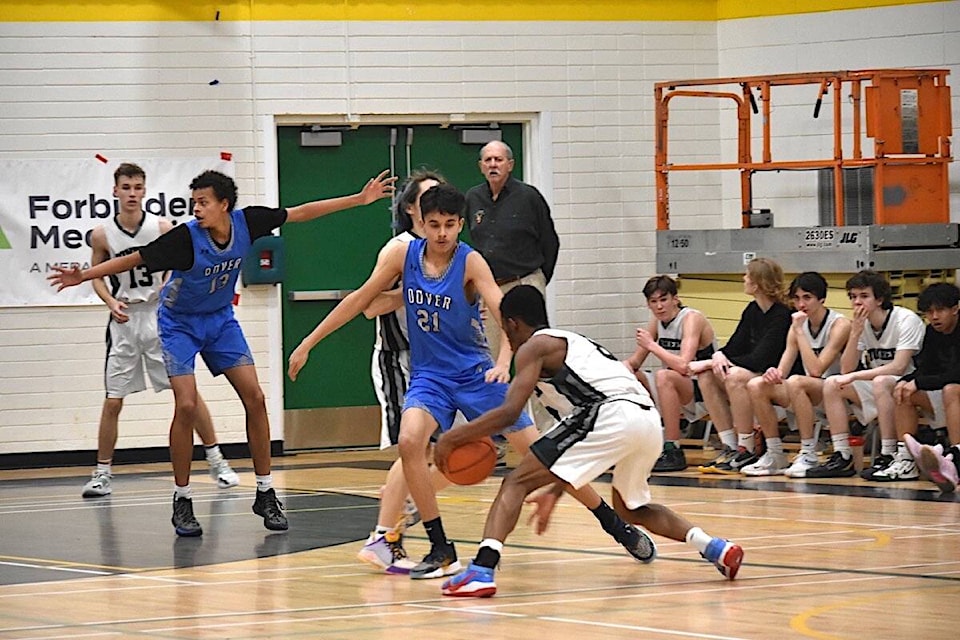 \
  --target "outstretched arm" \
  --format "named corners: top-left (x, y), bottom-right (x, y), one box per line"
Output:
top-left (288, 243), bottom-right (404, 381)
top-left (285, 170), bottom-right (396, 223)
top-left (48, 252), bottom-right (144, 292)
